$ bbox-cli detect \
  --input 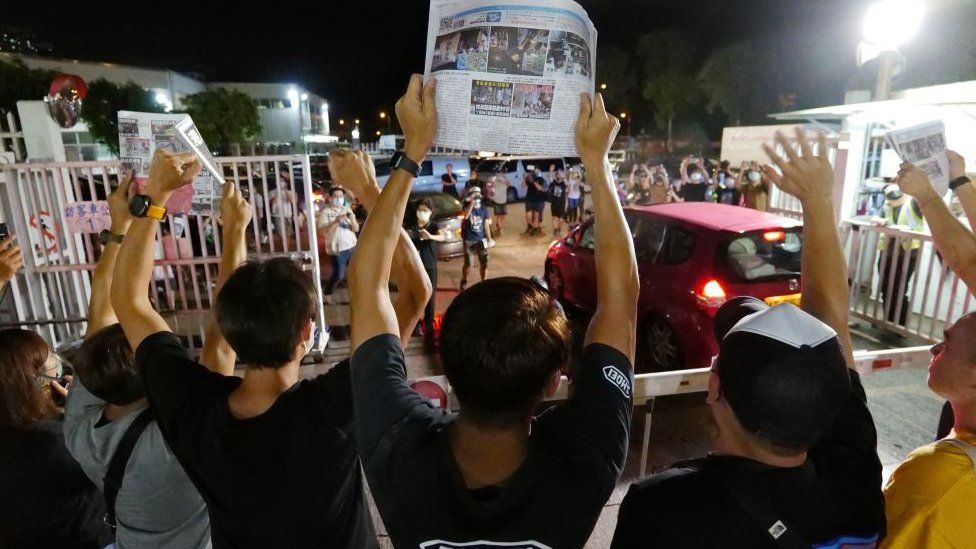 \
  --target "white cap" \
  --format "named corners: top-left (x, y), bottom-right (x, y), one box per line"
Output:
top-left (726, 303), bottom-right (836, 349)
